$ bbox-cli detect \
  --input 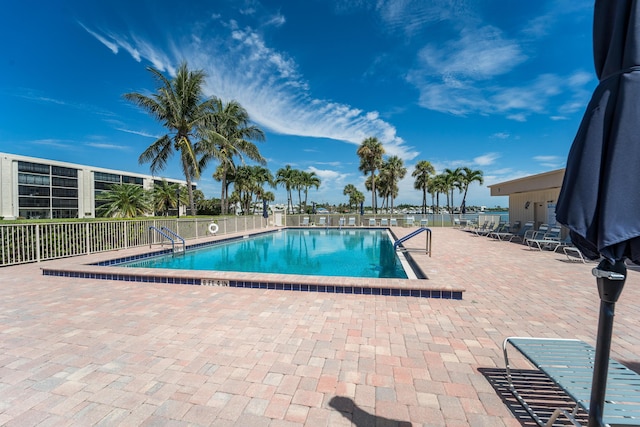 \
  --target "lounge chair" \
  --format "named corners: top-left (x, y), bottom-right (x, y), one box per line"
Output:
top-left (348, 217), bottom-right (356, 226)
top-left (368, 218), bottom-right (376, 226)
top-left (339, 217), bottom-right (346, 227)
top-left (390, 218), bottom-right (397, 226)
top-left (301, 216), bottom-right (310, 226)
top-left (318, 217), bottom-right (327, 227)
top-left (504, 337), bottom-right (640, 426)
top-left (488, 222), bottom-right (511, 239)
top-left (551, 235), bottom-right (573, 252)
top-left (526, 226), bottom-right (562, 250)
top-left (505, 221), bottom-right (534, 243)
top-left (420, 218), bottom-right (428, 227)
top-left (564, 245), bottom-right (587, 263)
top-left (474, 221), bottom-right (495, 237)
top-left (524, 223), bottom-right (549, 245)
top-left (405, 216), bottom-right (415, 227)
top-left (380, 218), bottom-right (388, 226)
